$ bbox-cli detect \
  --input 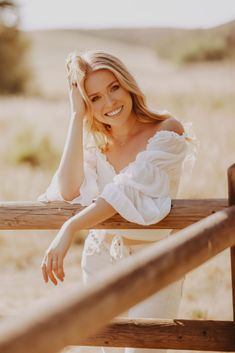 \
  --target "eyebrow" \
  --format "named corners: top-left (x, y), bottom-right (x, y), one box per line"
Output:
top-left (88, 80), bottom-right (118, 98)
